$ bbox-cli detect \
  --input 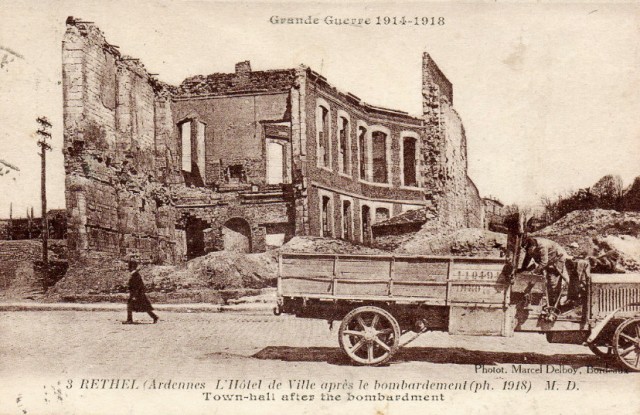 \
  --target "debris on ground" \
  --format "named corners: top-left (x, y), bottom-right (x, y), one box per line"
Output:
top-left (396, 227), bottom-right (507, 257)
top-left (0, 240), bottom-right (67, 299)
top-left (50, 250), bottom-right (278, 300)
top-left (534, 209), bottom-right (640, 271)
top-left (144, 250), bottom-right (277, 291)
top-left (280, 236), bottom-right (385, 254)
